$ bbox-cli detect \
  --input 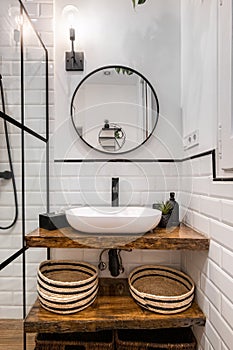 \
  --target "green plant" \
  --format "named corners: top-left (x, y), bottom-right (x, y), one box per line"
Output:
top-left (132, 0), bottom-right (147, 8)
top-left (115, 67), bottom-right (134, 75)
top-left (155, 201), bottom-right (173, 215)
